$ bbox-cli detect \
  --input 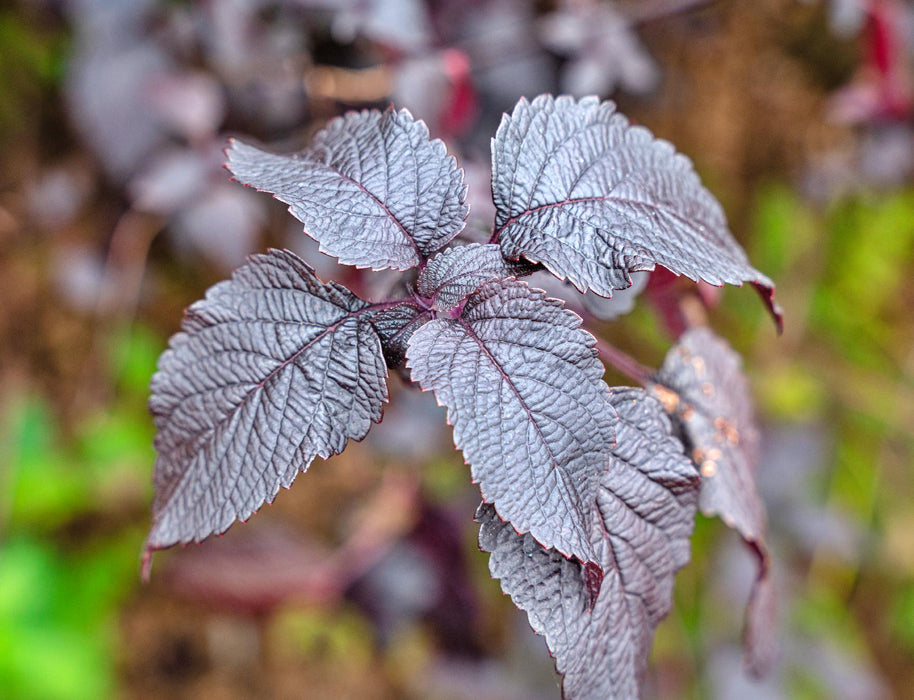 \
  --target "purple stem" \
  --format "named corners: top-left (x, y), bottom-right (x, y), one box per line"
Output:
top-left (594, 337), bottom-right (655, 386)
